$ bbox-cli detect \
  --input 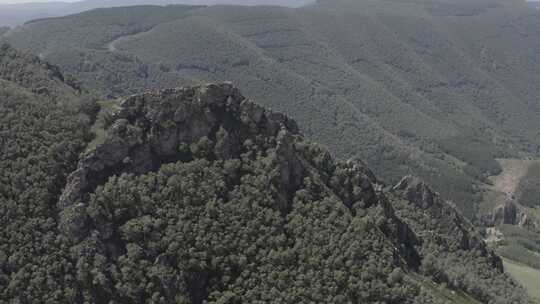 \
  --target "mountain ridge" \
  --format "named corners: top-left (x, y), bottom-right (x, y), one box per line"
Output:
top-left (0, 41), bottom-right (532, 301)
top-left (55, 82), bottom-right (528, 303)
top-left (0, 0), bottom-right (315, 27)
top-left (6, 0), bottom-right (540, 220)
top-left (2, 0), bottom-right (540, 300)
